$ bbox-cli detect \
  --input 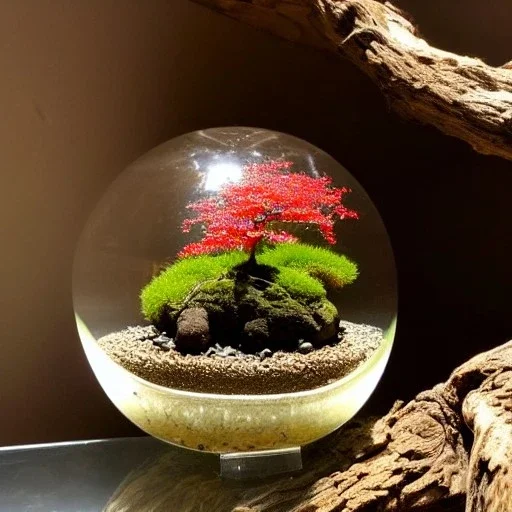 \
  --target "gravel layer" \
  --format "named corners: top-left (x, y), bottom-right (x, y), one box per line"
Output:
top-left (97, 321), bottom-right (383, 394)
